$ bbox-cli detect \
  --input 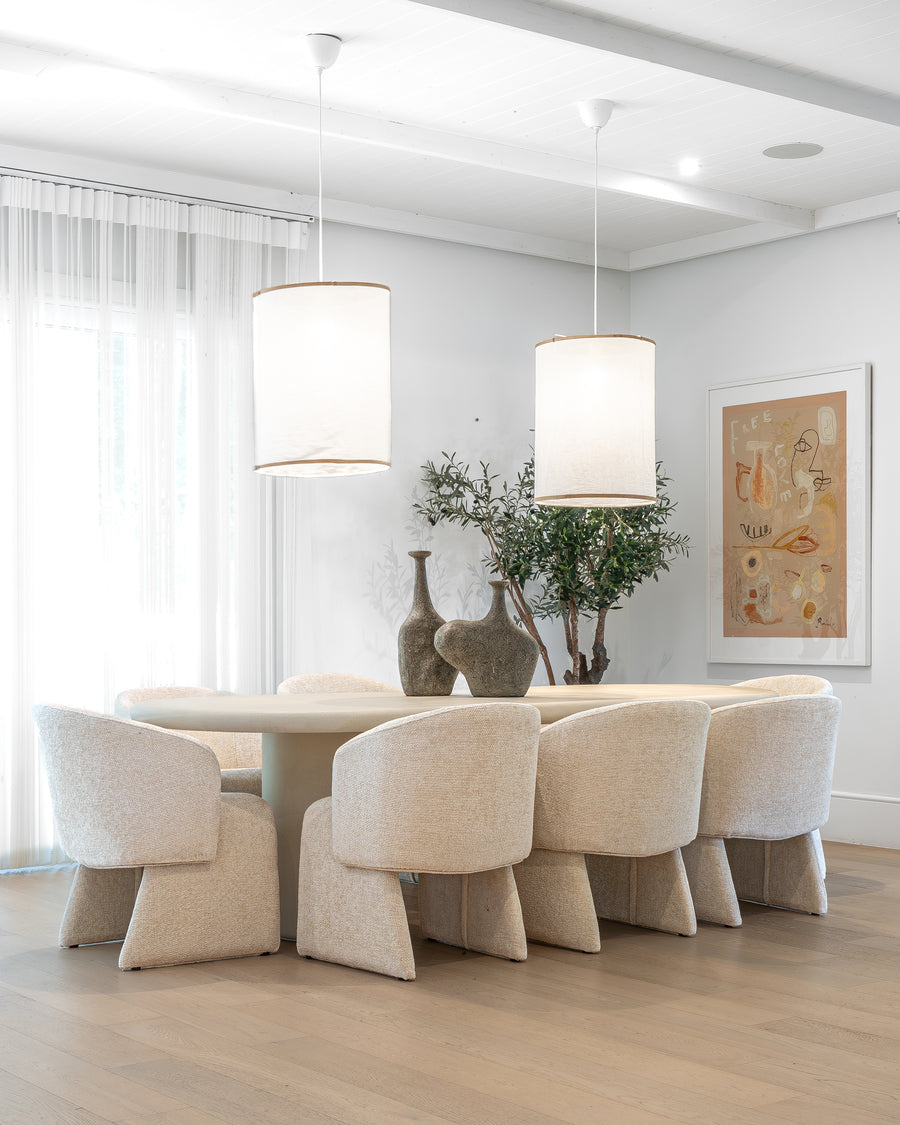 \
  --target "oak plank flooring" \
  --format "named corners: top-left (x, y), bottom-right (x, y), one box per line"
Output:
top-left (0, 1068), bottom-right (113, 1124)
top-left (0, 842), bottom-right (898, 1124)
top-left (113, 1022), bottom-right (461, 1125)
top-left (257, 970), bottom-right (797, 1114)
